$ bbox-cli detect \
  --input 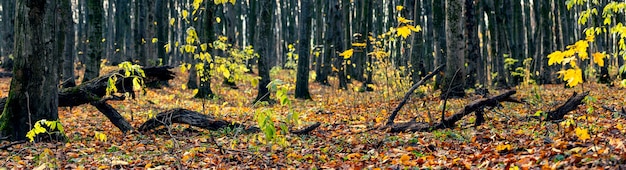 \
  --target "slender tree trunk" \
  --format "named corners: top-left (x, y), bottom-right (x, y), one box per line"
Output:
top-left (433, 0), bottom-right (446, 89)
top-left (0, 0), bottom-right (60, 141)
top-left (254, 0), bottom-right (275, 103)
top-left (494, 0), bottom-right (511, 88)
top-left (423, 0), bottom-right (434, 73)
top-left (337, 0), bottom-right (349, 89)
top-left (465, 0), bottom-right (480, 87)
top-left (1, 0), bottom-right (15, 70)
top-left (194, 2), bottom-right (215, 99)
top-left (245, 0), bottom-right (257, 72)
top-left (410, 0), bottom-right (424, 84)
top-left (84, 0), bottom-right (104, 82)
top-left (442, 0), bottom-right (466, 98)
top-left (134, 0), bottom-right (146, 65)
top-left (361, 0), bottom-right (374, 91)
top-left (61, 0), bottom-right (76, 88)
top-left (156, 0), bottom-right (168, 66)
top-left (295, 0), bottom-right (313, 100)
